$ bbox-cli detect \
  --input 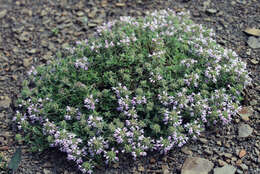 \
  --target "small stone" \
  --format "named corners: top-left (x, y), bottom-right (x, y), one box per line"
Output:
top-left (238, 106), bottom-right (253, 122)
top-left (251, 59), bottom-right (259, 64)
top-left (115, 3), bottom-right (126, 7)
top-left (181, 157), bottom-right (214, 174)
top-left (43, 52), bottom-right (53, 61)
top-left (238, 149), bottom-right (246, 158)
top-left (216, 141), bottom-right (222, 146)
top-left (223, 153), bottom-right (233, 159)
top-left (112, 163), bottom-right (119, 168)
top-left (162, 164), bottom-right (170, 174)
top-left (138, 164), bottom-right (145, 172)
top-left (88, 23), bottom-right (97, 27)
top-left (199, 138), bottom-right (208, 144)
top-left (43, 169), bottom-right (52, 174)
top-left (247, 36), bottom-right (260, 49)
top-left (236, 159), bottom-right (242, 165)
top-left (88, 10), bottom-right (97, 18)
top-left (76, 11), bottom-right (84, 17)
top-left (27, 49), bottom-right (37, 54)
top-left (238, 124), bottom-right (253, 138)
top-left (204, 149), bottom-right (213, 155)
top-left (19, 31), bottom-right (30, 41)
top-left (218, 159), bottom-right (227, 167)
top-left (101, 0), bottom-right (108, 7)
top-left (236, 169), bottom-right (243, 174)
top-left (40, 10), bottom-right (48, 16)
top-left (23, 58), bottom-right (33, 67)
top-left (206, 9), bottom-right (217, 14)
top-left (192, 11), bottom-right (200, 17)
top-left (244, 28), bottom-right (260, 36)
top-left (181, 146), bottom-right (193, 156)
top-left (93, 19), bottom-right (103, 24)
top-left (231, 1), bottom-right (237, 5)
top-left (0, 9), bottom-right (7, 19)
top-left (150, 158), bottom-right (156, 164)
top-left (213, 165), bottom-right (236, 174)
top-left (48, 42), bottom-right (56, 51)
top-left (0, 96), bottom-right (11, 109)
top-left (239, 163), bottom-right (248, 170)
top-left (250, 99), bottom-right (258, 106)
